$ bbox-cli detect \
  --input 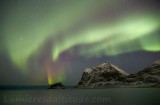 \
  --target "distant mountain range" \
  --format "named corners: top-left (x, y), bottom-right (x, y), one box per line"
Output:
top-left (76, 59), bottom-right (160, 88)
